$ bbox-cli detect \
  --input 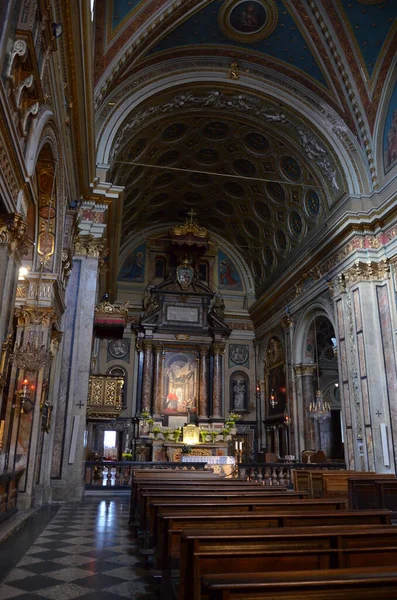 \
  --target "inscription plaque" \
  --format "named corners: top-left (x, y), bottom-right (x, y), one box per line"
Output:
top-left (167, 306), bottom-right (199, 323)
